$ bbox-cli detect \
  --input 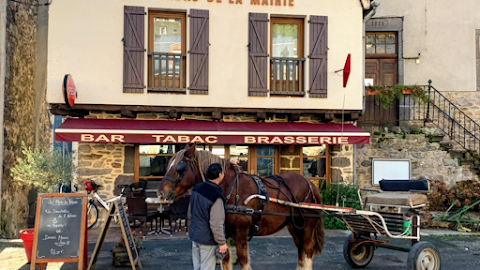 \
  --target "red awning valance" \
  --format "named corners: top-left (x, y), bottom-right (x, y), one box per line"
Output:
top-left (55, 118), bottom-right (370, 145)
